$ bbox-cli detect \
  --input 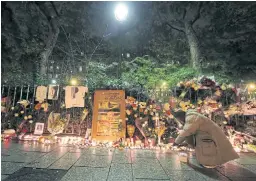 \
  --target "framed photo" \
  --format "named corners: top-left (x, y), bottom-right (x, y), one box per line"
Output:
top-left (34, 123), bottom-right (45, 135)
